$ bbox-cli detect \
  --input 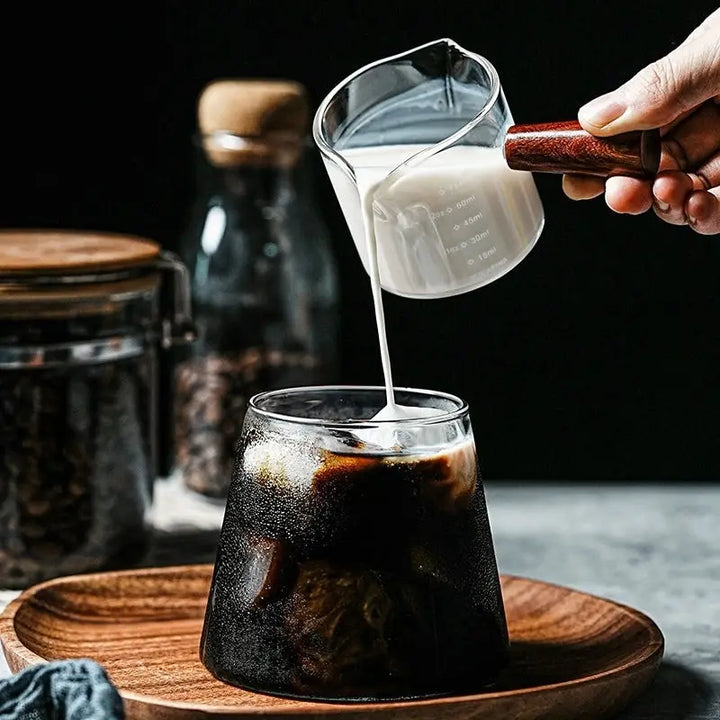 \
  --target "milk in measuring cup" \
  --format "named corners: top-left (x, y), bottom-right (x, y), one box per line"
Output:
top-left (335, 144), bottom-right (544, 299)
